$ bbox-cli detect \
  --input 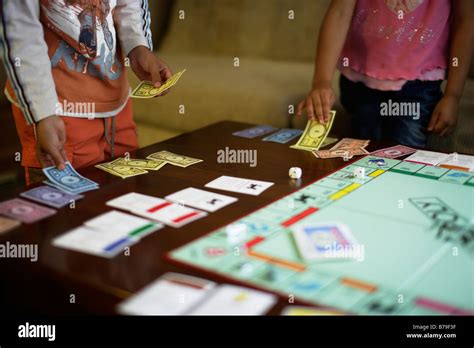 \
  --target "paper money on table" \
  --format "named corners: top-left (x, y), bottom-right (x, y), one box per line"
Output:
top-left (95, 162), bottom-right (149, 179)
top-left (290, 111), bottom-right (336, 151)
top-left (131, 69), bottom-right (186, 99)
top-left (313, 138), bottom-right (370, 159)
top-left (147, 150), bottom-right (203, 168)
top-left (109, 158), bottom-right (167, 171)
